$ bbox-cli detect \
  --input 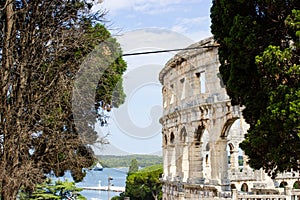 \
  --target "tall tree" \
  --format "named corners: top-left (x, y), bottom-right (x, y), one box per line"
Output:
top-left (211, 0), bottom-right (300, 176)
top-left (128, 159), bottom-right (139, 175)
top-left (0, 1), bottom-right (126, 199)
